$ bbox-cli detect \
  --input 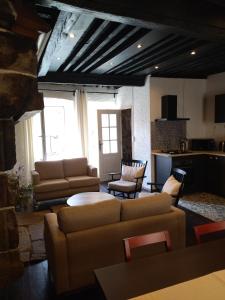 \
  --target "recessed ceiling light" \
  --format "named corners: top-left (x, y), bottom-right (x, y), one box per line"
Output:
top-left (69, 32), bottom-right (75, 38)
top-left (110, 62), bottom-right (113, 66)
top-left (57, 57), bottom-right (61, 60)
top-left (137, 44), bottom-right (143, 49)
top-left (154, 65), bottom-right (159, 70)
top-left (190, 50), bottom-right (196, 55)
